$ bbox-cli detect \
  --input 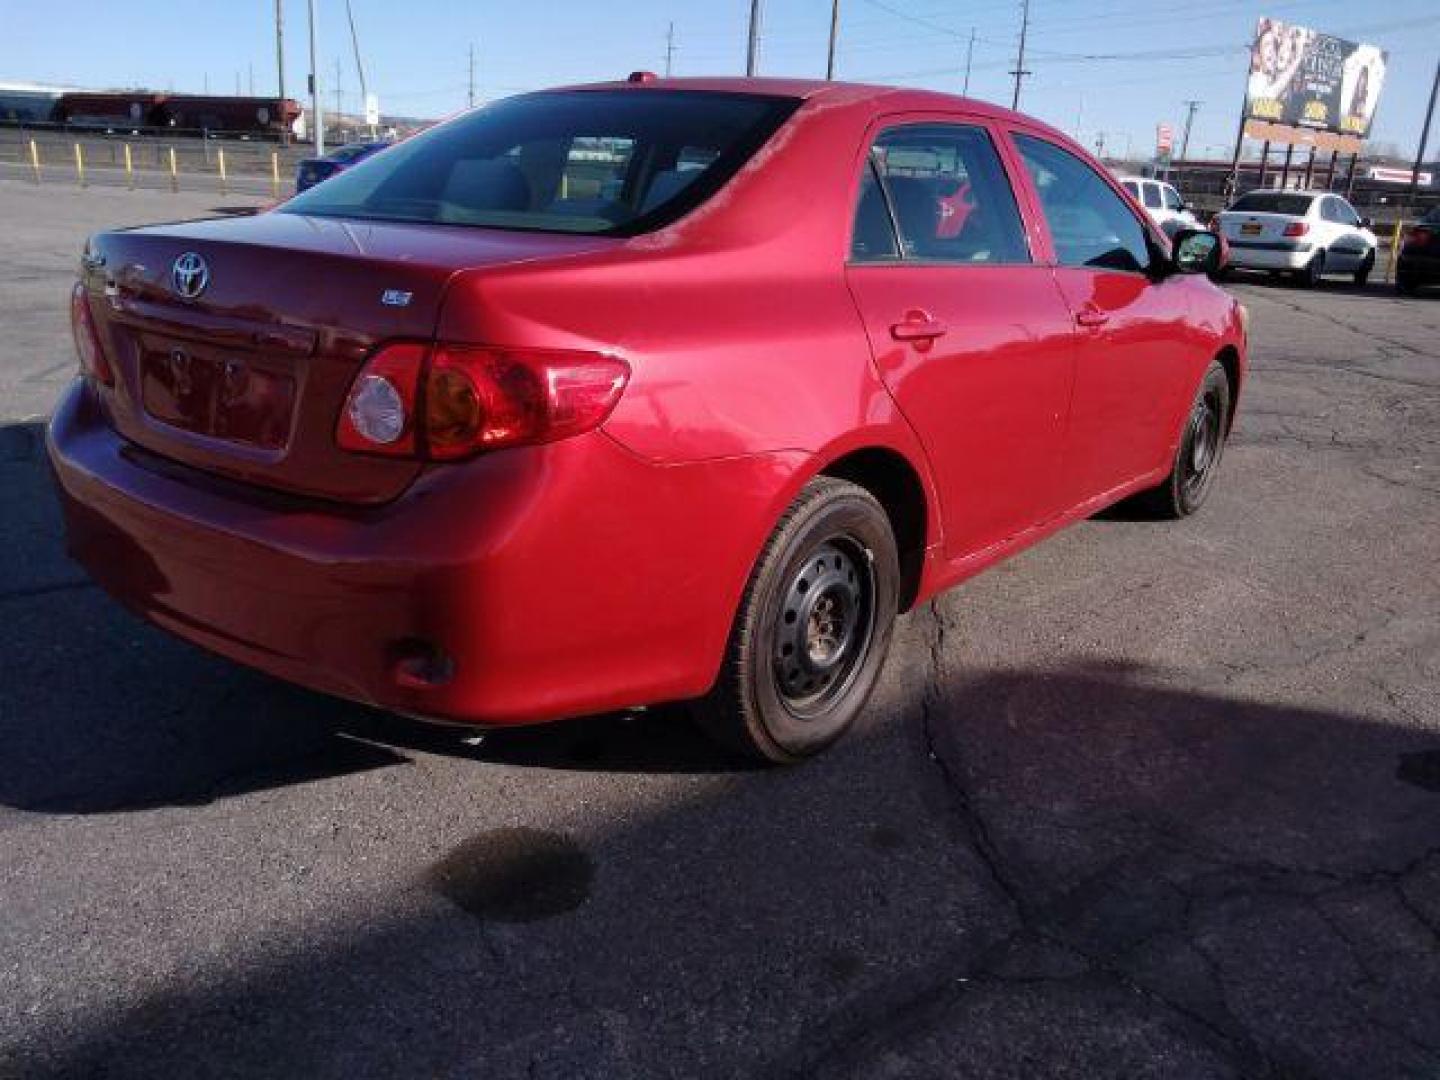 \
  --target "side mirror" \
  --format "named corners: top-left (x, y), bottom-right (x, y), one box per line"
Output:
top-left (1171, 228), bottom-right (1225, 276)
top-left (1360, 216), bottom-right (1373, 229)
